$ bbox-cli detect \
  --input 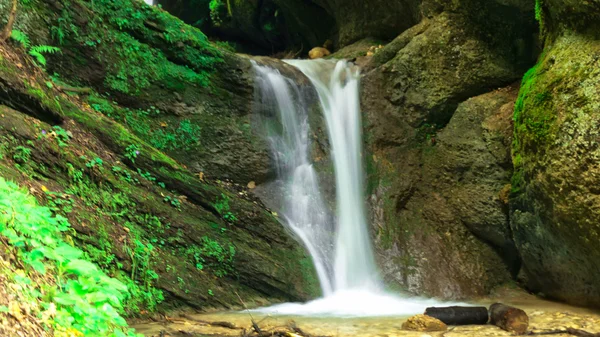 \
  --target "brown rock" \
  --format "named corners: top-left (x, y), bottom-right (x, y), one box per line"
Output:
top-left (402, 314), bottom-right (448, 332)
top-left (308, 47), bottom-right (331, 59)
